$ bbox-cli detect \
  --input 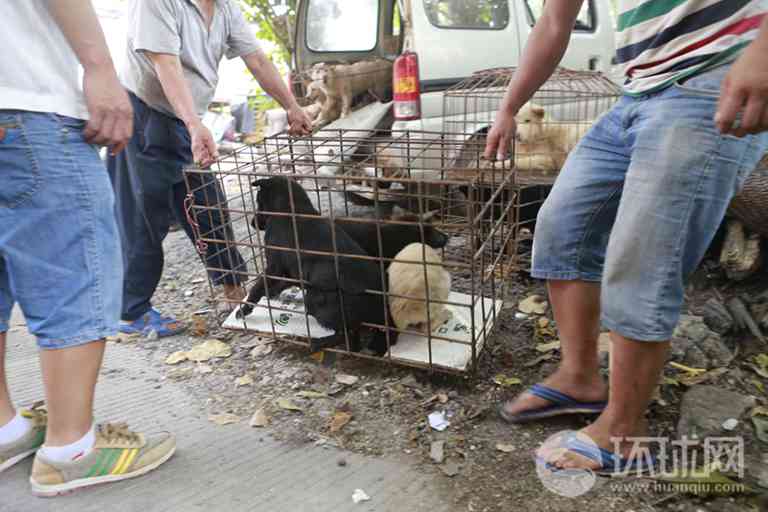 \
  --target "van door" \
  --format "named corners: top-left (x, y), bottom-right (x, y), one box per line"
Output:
top-left (518, 0), bottom-right (615, 73)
